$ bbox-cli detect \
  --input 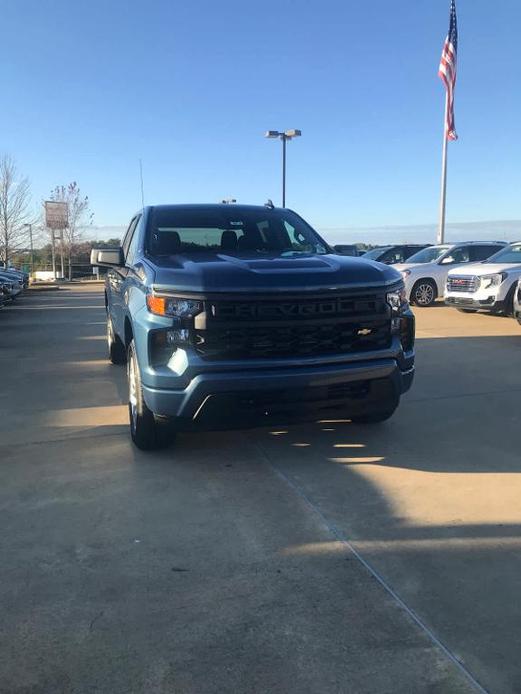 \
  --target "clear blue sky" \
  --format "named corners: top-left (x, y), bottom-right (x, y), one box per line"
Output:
top-left (2, 0), bottom-right (520, 231)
